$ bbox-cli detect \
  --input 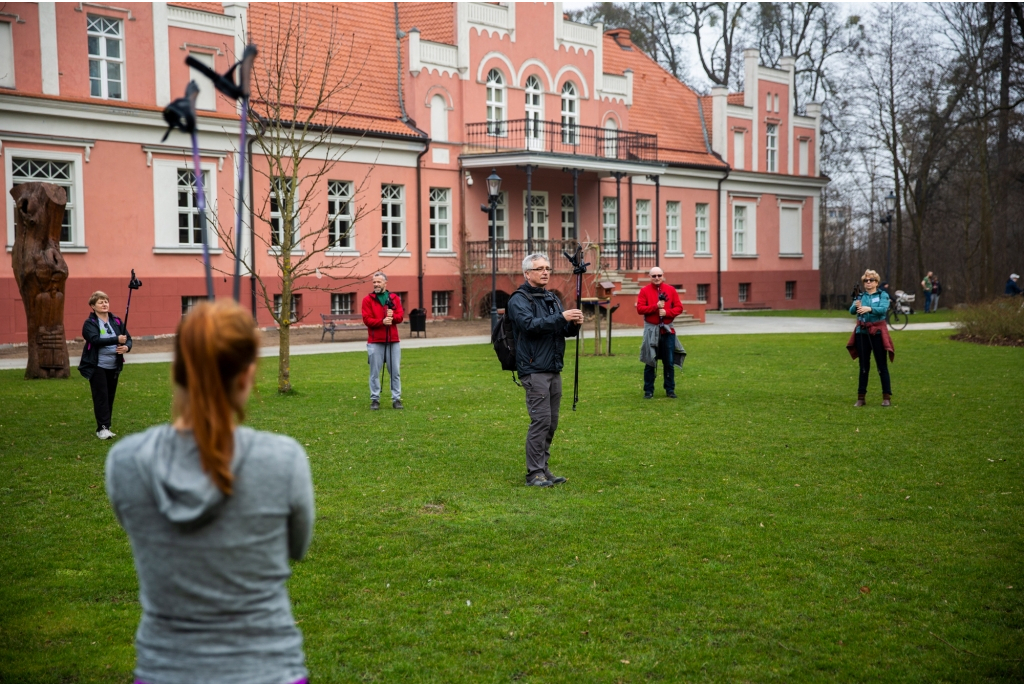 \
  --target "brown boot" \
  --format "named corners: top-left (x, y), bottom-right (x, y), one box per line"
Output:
top-left (882, 394), bottom-right (891, 407)
top-left (854, 394), bottom-right (866, 407)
